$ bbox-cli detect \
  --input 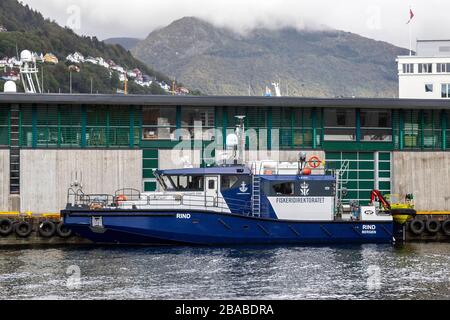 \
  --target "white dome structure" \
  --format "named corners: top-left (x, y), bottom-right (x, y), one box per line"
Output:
top-left (226, 133), bottom-right (239, 148)
top-left (20, 50), bottom-right (33, 62)
top-left (3, 81), bottom-right (17, 93)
